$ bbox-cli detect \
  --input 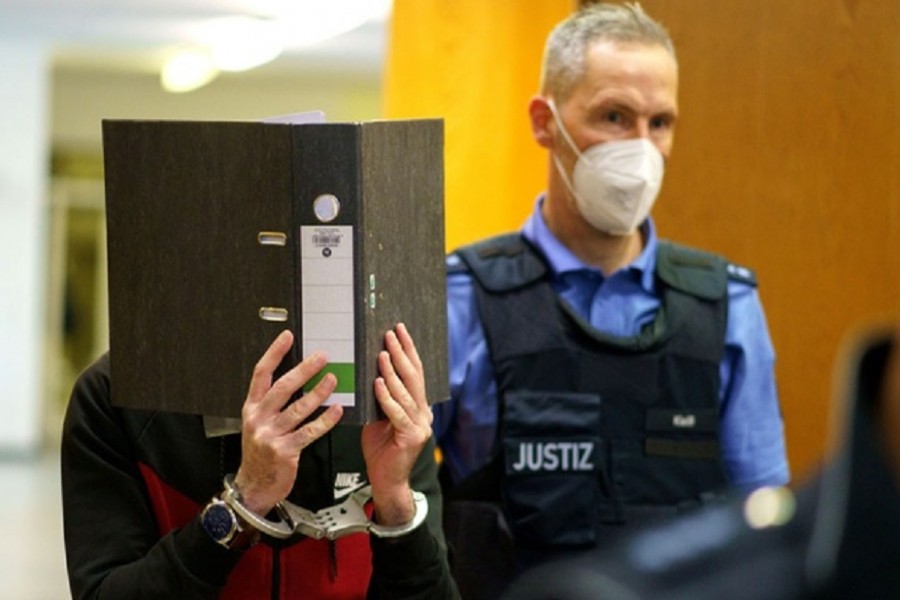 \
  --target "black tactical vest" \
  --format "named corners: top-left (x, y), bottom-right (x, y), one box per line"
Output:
top-left (445, 234), bottom-right (739, 578)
